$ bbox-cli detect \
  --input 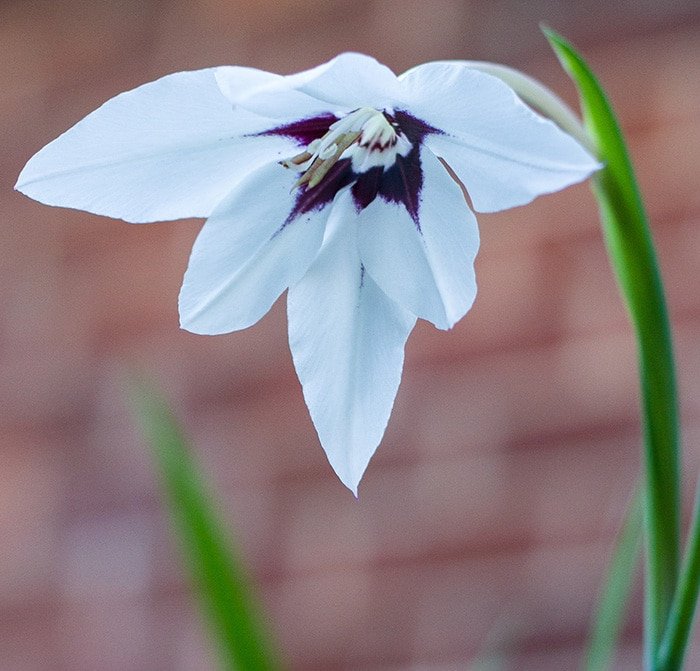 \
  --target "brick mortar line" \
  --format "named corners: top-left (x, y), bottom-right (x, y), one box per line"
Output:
top-left (61, 413), bottom-right (677, 534)
top-left (486, 205), bottom-right (700, 257)
top-left (188, 309), bottom-right (700, 410)
top-left (0, 309), bottom-right (697, 442)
